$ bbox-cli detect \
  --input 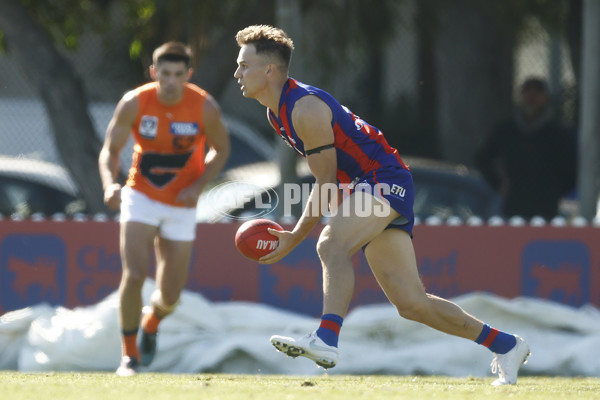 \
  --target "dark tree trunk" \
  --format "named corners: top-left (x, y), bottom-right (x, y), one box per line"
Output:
top-left (567, 0), bottom-right (582, 125)
top-left (192, 1), bottom-right (276, 100)
top-left (416, 0), bottom-right (440, 158)
top-left (433, 0), bottom-right (515, 165)
top-left (0, 0), bottom-right (105, 213)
